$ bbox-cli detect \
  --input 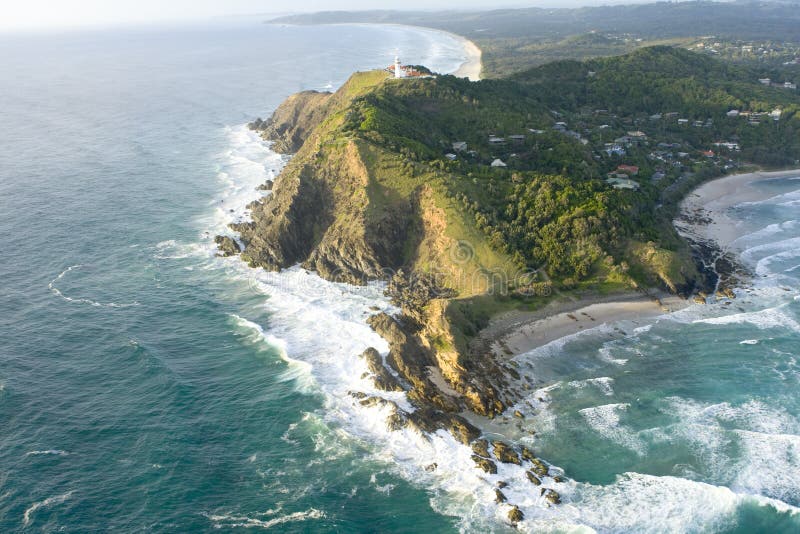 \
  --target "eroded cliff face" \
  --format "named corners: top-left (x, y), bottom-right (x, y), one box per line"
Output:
top-left (233, 138), bottom-right (419, 284)
top-left (230, 71), bottom-right (516, 421)
top-left (249, 90), bottom-right (333, 154)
